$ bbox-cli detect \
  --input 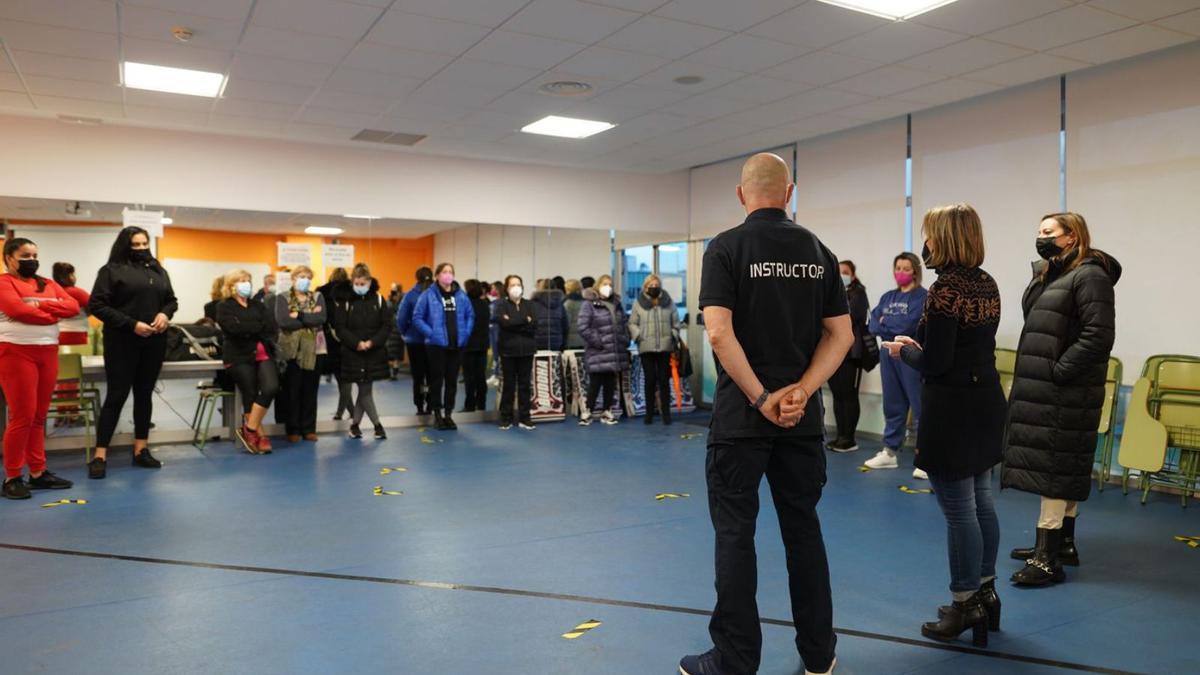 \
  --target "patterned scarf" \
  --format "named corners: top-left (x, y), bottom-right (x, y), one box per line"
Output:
top-left (277, 291), bottom-right (319, 370)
